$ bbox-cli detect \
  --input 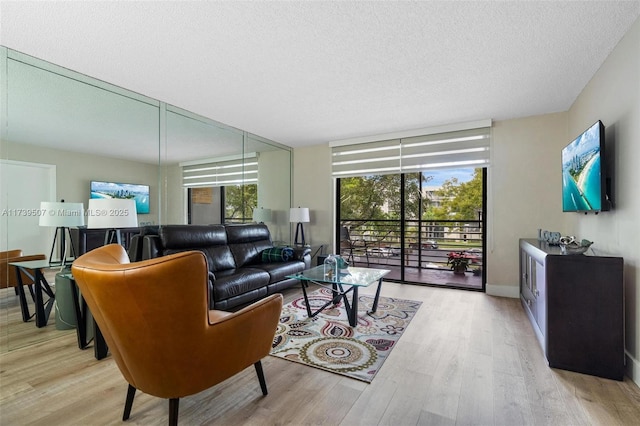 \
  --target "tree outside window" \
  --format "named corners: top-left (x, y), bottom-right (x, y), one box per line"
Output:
top-left (224, 184), bottom-right (257, 223)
